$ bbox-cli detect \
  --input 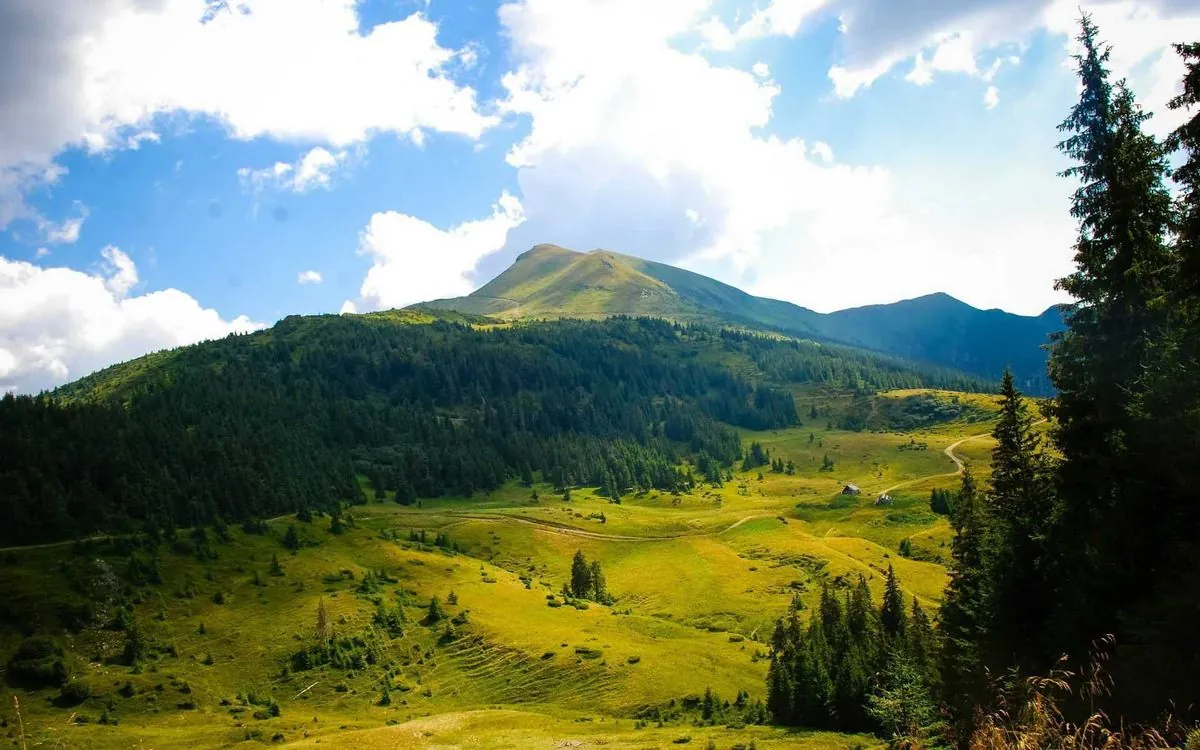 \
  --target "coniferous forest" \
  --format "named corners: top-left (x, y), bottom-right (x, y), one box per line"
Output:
top-left (765, 21), bottom-right (1200, 747)
top-left (0, 317), bottom-right (795, 544)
